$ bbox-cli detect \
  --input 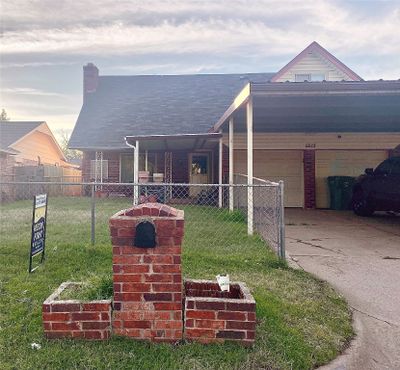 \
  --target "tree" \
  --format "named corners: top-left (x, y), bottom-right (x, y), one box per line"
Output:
top-left (58, 129), bottom-right (82, 162)
top-left (0, 109), bottom-right (10, 121)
